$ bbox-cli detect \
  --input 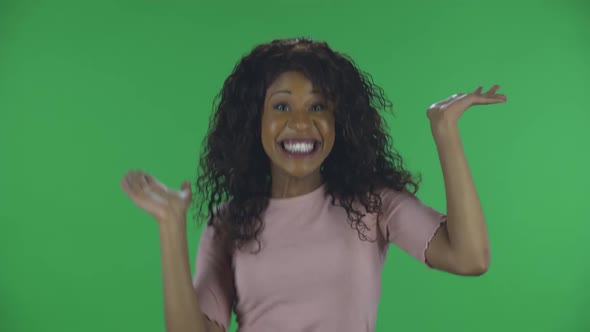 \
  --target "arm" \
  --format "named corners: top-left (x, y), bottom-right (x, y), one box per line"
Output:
top-left (120, 171), bottom-right (227, 331)
top-left (425, 86), bottom-right (506, 275)
top-left (425, 123), bottom-right (490, 275)
top-left (159, 220), bottom-right (224, 332)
